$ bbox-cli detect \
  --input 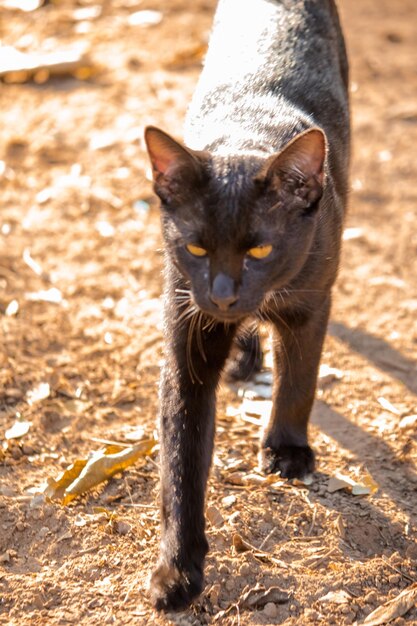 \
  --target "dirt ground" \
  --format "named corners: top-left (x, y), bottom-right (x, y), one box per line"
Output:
top-left (1, 0), bottom-right (417, 624)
